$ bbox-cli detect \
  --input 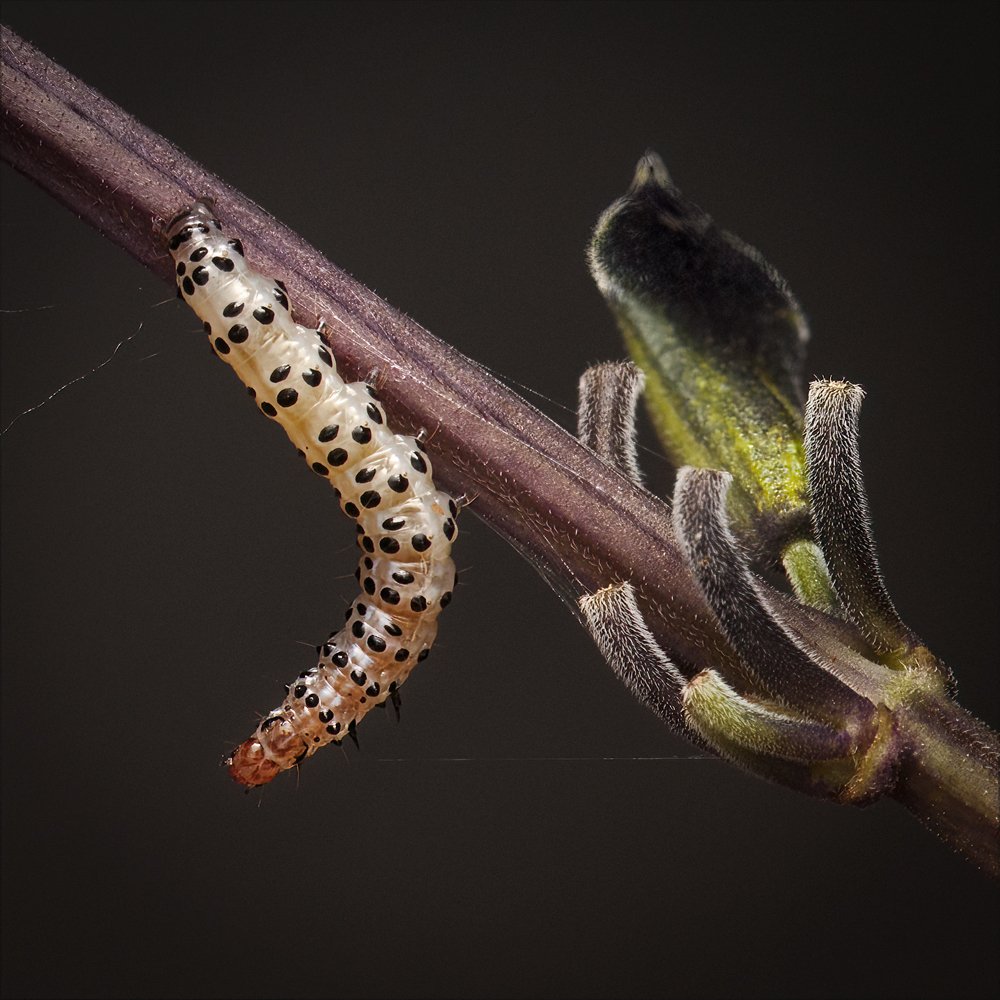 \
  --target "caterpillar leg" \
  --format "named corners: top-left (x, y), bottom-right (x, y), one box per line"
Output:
top-left (449, 491), bottom-right (477, 511)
